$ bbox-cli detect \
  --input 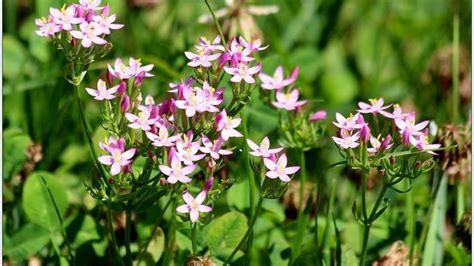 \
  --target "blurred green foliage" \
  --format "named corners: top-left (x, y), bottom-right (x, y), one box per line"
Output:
top-left (2, 0), bottom-right (471, 265)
